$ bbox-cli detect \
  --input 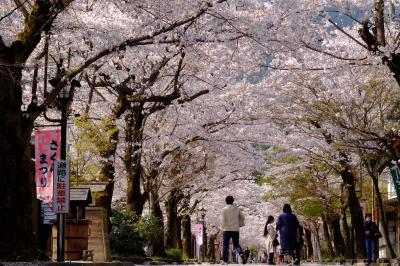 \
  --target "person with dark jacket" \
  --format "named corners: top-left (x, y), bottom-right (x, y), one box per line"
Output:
top-left (364, 213), bottom-right (381, 265)
top-left (276, 204), bottom-right (300, 265)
